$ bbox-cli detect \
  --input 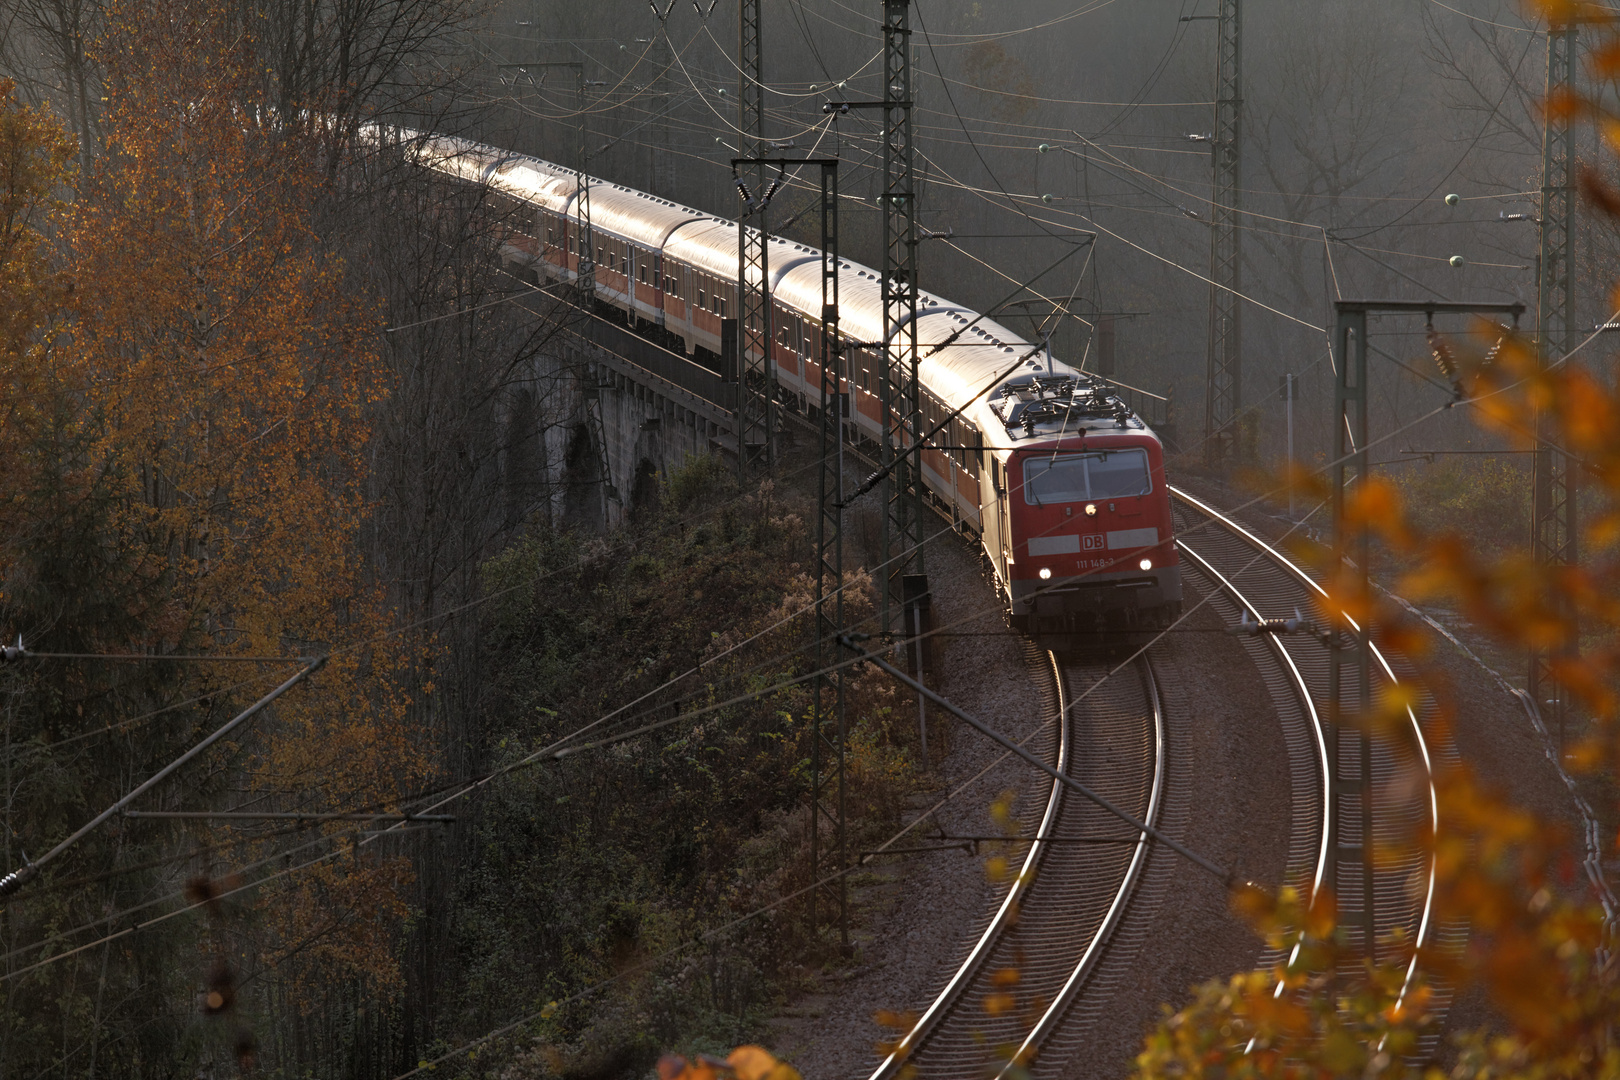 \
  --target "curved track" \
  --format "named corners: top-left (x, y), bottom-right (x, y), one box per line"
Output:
top-left (1170, 487), bottom-right (1448, 1037)
top-left (868, 654), bottom-right (1164, 1080)
top-left (859, 487), bottom-right (1445, 1077)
